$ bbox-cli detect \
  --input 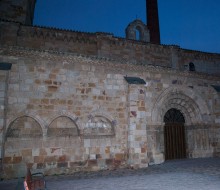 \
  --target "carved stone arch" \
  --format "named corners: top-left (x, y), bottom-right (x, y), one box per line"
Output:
top-left (84, 112), bottom-right (116, 138)
top-left (47, 111), bottom-right (80, 137)
top-left (7, 110), bottom-right (48, 138)
top-left (6, 114), bottom-right (44, 139)
top-left (126, 19), bottom-right (150, 42)
top-left (46, 110), bottom-right (81, 128)
top-left (88, 111), bottom-right (115, 122)
top-left (7, 111), bottom-right (46, 131)
top-left (162, 99), bottom-right (199, 125)
top-left (151, 86), bottom-right (210, 125)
